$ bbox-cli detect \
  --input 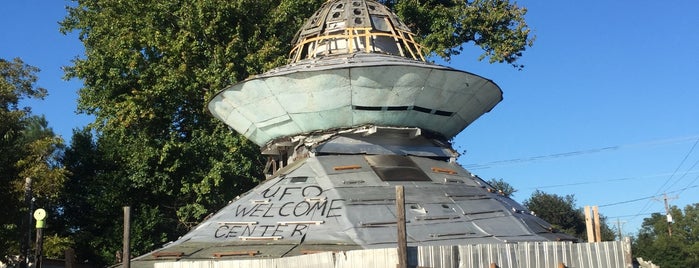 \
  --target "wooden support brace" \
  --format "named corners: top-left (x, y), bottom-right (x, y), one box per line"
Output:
top-left (213, 250), bottom-right (259, 258)
top-left (334, 165), bottom-right (362, 171)
top-left (300, 250), bottom-right (328, 255)
top-left (593, 206), bottom-right (602, 242)
top-left (584, 205), bottom-right (595, 243)
top-left (151, 251), bottom-right (184, 259)
top-left (431, 167), bottom-right (457, 174)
